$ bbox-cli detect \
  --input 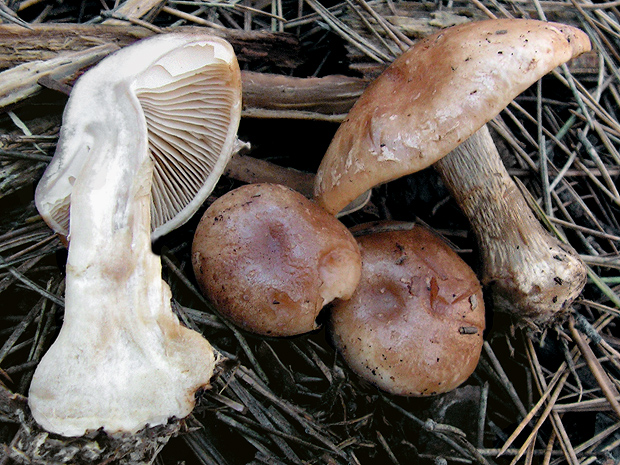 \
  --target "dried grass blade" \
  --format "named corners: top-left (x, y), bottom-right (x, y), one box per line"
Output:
top-left (184, 426), bottom-right (230, 465)
top-left (304, 0), bottom-right (391, 63)
top-left (217, 410), bottom-right (330, 452)
top-left (497, 340), bottom-right (569, 458)
top-left (478, 382), bottom-right (489, 448)
top-left (504, 370), bottom-right (570, 464)
top-left (527, 336), bottom-right (580, 465)
top-left (344, 0), bottom-right (397, 60)
top-left (350, 0), bottom-right (412, 50)
top-left (576, 130), bottom-right (620, 200)
top-left (0, 2), bottom-right (32, 29)
top-left (484, 342), bottom-right (528, 418)
top-left (548, 411), bottom-right (579, 465)
top-left (0, 255), bottom-right (42, 294)
top-left (236, 365), bottom-right (348, 458)
top-left (574, 419), bottom-right (620, 457)
top-left (226, 377), bottom-right (302, 464)
top-left (161, 6), bottom-right (225, 28)
top-left (548, 217), bottom-right (620, 241)
top-left (542, 430), bottom-right (556, 465)
top-left (0, 297), bottom-right (42, 365)
top-left (161, 253), bottom-right (270, 384)
top-left (553, 395), bottom-right (620, 413)
top-left (568, 317), bottom-right (620, 418)
top-left (0, 256), bottom-right (63, 307)
top-left (584, 266), bottom-right (620, 309)
top-left (103, 0), bottom-right (166, 23)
